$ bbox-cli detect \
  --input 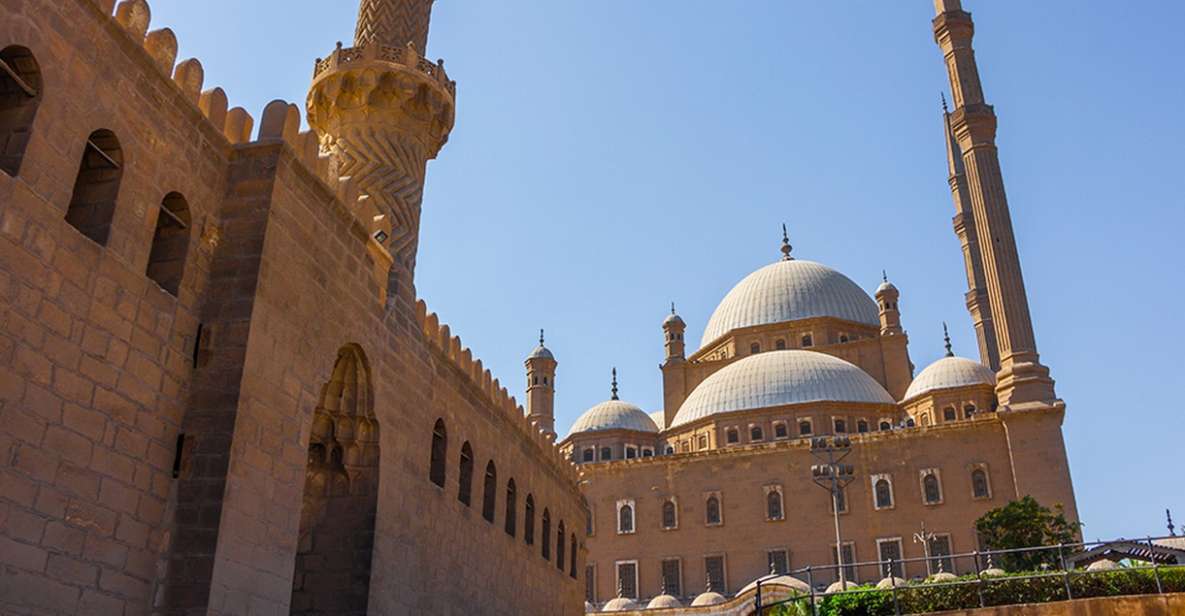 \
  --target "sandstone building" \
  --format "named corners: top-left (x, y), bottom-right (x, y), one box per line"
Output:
top-left (0, 0), bottom-right (1078, 615)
